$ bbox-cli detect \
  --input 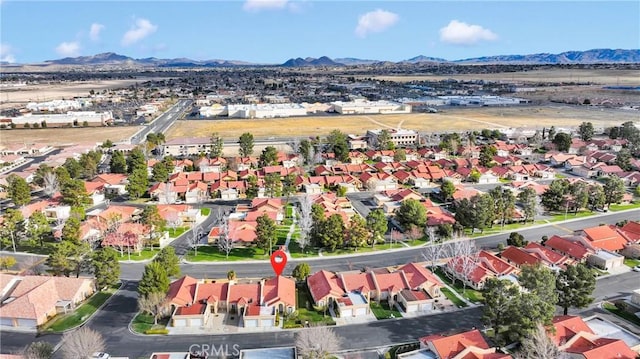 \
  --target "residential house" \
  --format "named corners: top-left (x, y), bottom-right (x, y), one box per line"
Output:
top-left (0, 274), bottom-right (95, 330)
top-left (544, 235), bottom-right (593, 262)
top-left (400, 329), bottom-right (512, 359)
top-left (445, 250), bottom-right (518, 290)
top-left (92, 174), bottom-right (128, 196)
top-left (577, 225), bottom-right (629, 252)
top-left (551, 315), bottom-right (638, 358)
